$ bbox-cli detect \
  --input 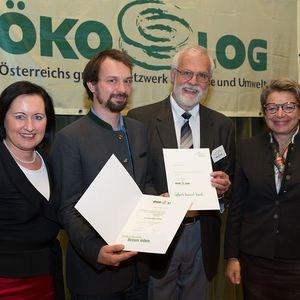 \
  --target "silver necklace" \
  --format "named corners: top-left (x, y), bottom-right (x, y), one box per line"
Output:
top-left (3, 139), bottom-right (37, 164)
